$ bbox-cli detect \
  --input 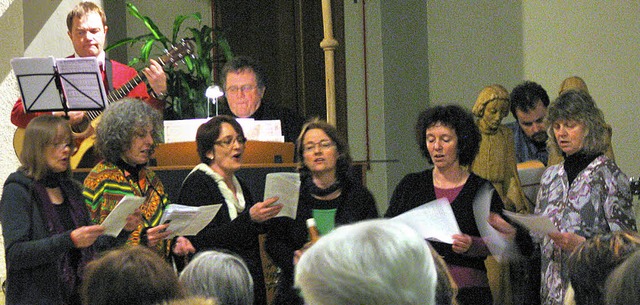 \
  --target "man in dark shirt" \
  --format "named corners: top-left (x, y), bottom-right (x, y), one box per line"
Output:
top-left (220, 56), bottom-right (304, 142)
top-left (506, 81), bottom-right (550, 165)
